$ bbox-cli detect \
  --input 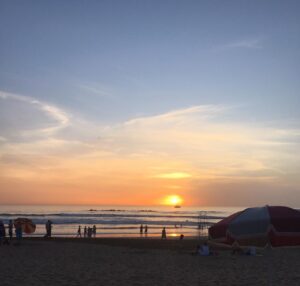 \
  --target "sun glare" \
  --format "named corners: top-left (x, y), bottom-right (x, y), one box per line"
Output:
top-left (164, 195), bottom-right (183, 206)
